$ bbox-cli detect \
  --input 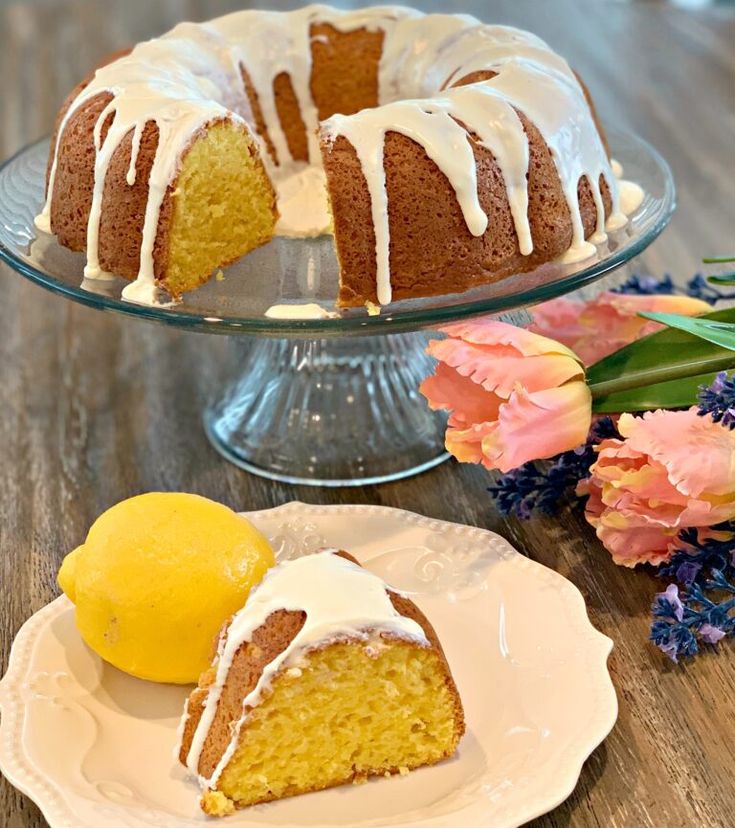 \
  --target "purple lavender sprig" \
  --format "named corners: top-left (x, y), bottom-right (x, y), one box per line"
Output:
top-left (685, 274), bottom-right (735, 304)
top-left (698, 371), bottom-right (735, 429)
top-left (488, 417), bottom-right (617, 519)
top-left (613, 273), bottom-right (678, 296)
top-left (650, 585), bottom-right (700, 662)
top-left (487, 464), bottom-right (554, 520)
top-left (612, 272), bottom-right (735, 304)
top-left (657, 526), bottom-right (735, 587)
top-left (651, 572), bottom-right (735, 662)
top-left (649, 369), bottom-right (735, 661)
